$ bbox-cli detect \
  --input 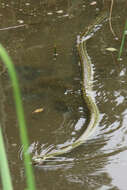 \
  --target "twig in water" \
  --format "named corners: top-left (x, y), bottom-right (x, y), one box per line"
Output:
top-left (0, 24), bottom-right (26, 31)
top-left (109, 0), bottom-right (116, 37)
